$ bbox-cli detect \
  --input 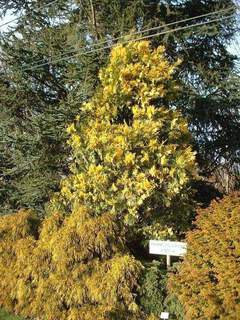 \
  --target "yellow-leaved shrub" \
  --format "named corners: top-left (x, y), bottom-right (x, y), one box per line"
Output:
top-left (61, 40), bottom-right (197, 236)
